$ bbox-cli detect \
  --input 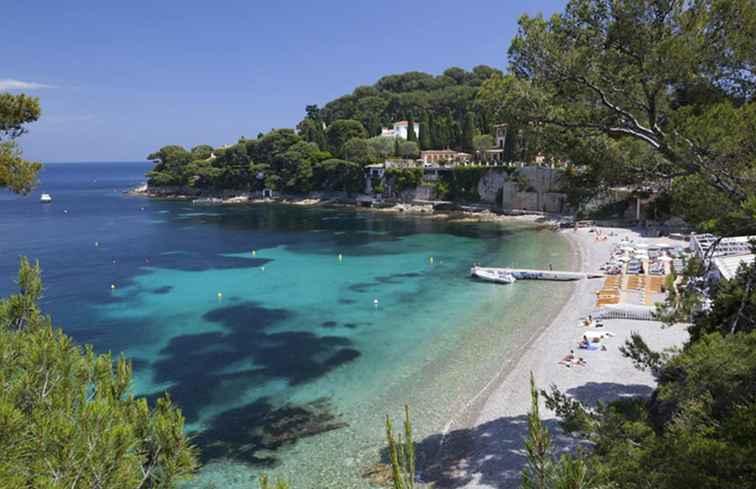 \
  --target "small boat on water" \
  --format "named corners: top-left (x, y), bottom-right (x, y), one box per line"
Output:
top-left (40, 193), bottom-right (52, 203)
top-left (470, 266), bottom-right (516, 284)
